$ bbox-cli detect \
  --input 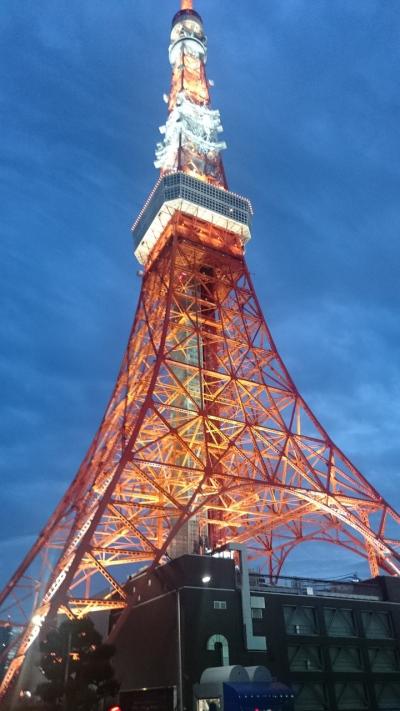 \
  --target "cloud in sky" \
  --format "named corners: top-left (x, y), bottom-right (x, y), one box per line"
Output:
top-left (0, 0), bottom-right (400, 584)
